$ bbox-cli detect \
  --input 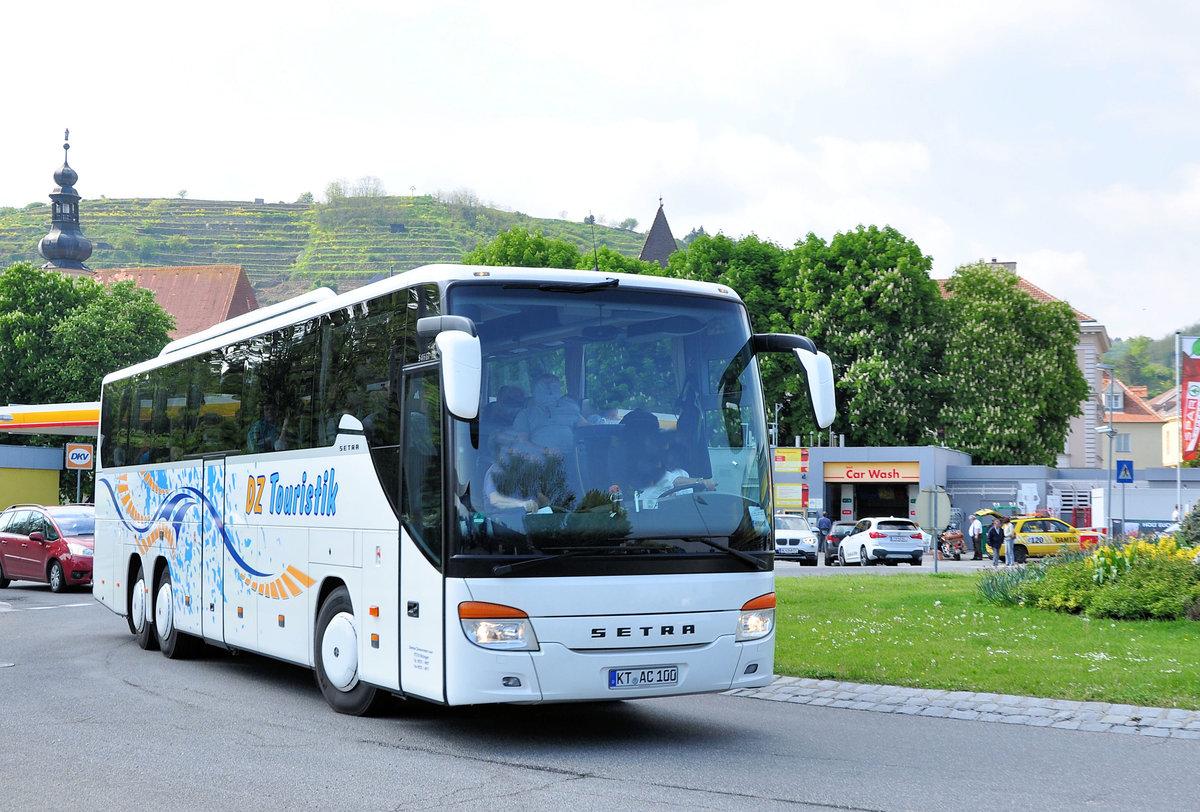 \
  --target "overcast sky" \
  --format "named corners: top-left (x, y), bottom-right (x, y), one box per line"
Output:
top-left (3, 1), bottom-right (1196, 340)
